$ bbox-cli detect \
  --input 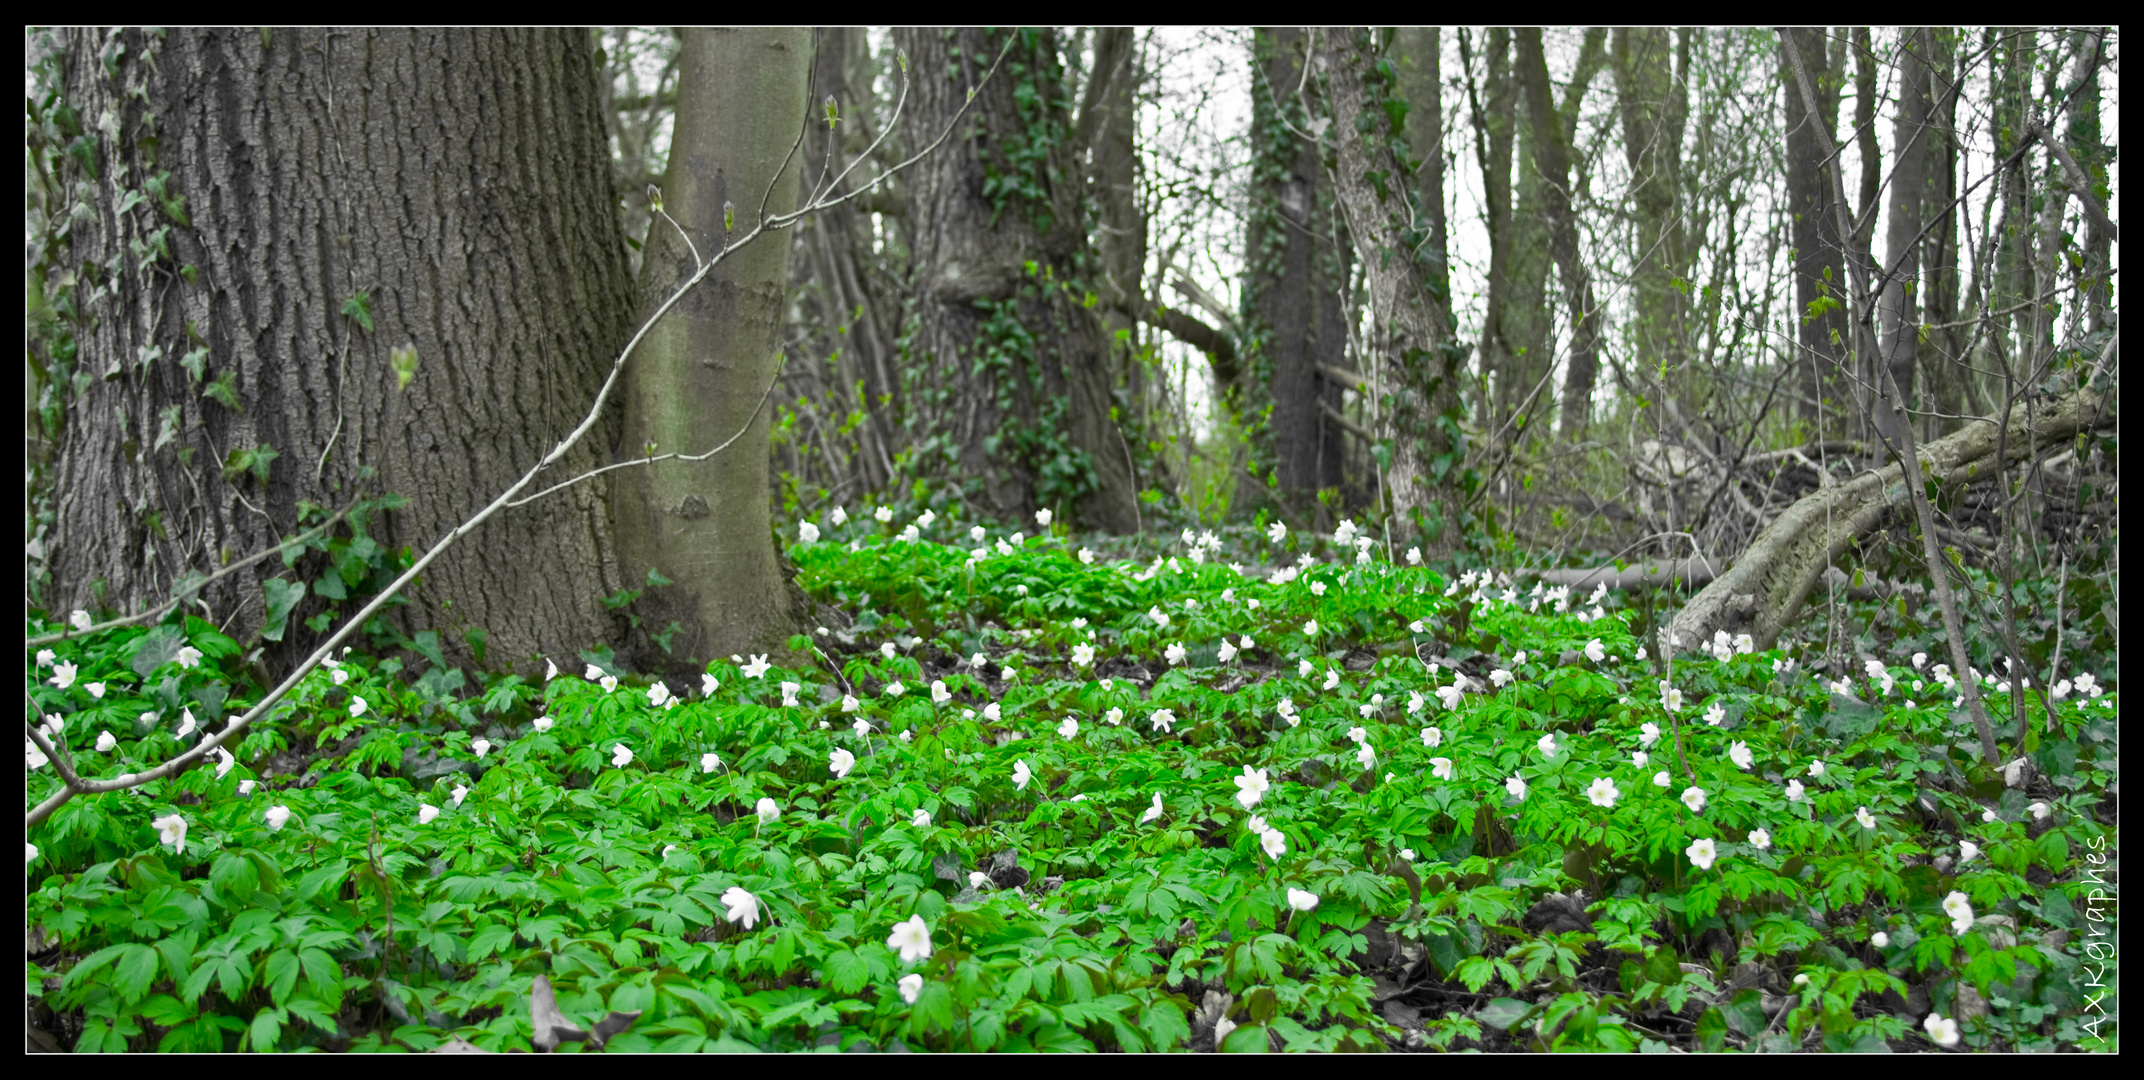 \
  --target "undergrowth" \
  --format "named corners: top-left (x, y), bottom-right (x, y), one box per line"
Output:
top-left (26, 512), bottom-right (2118, 1052)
